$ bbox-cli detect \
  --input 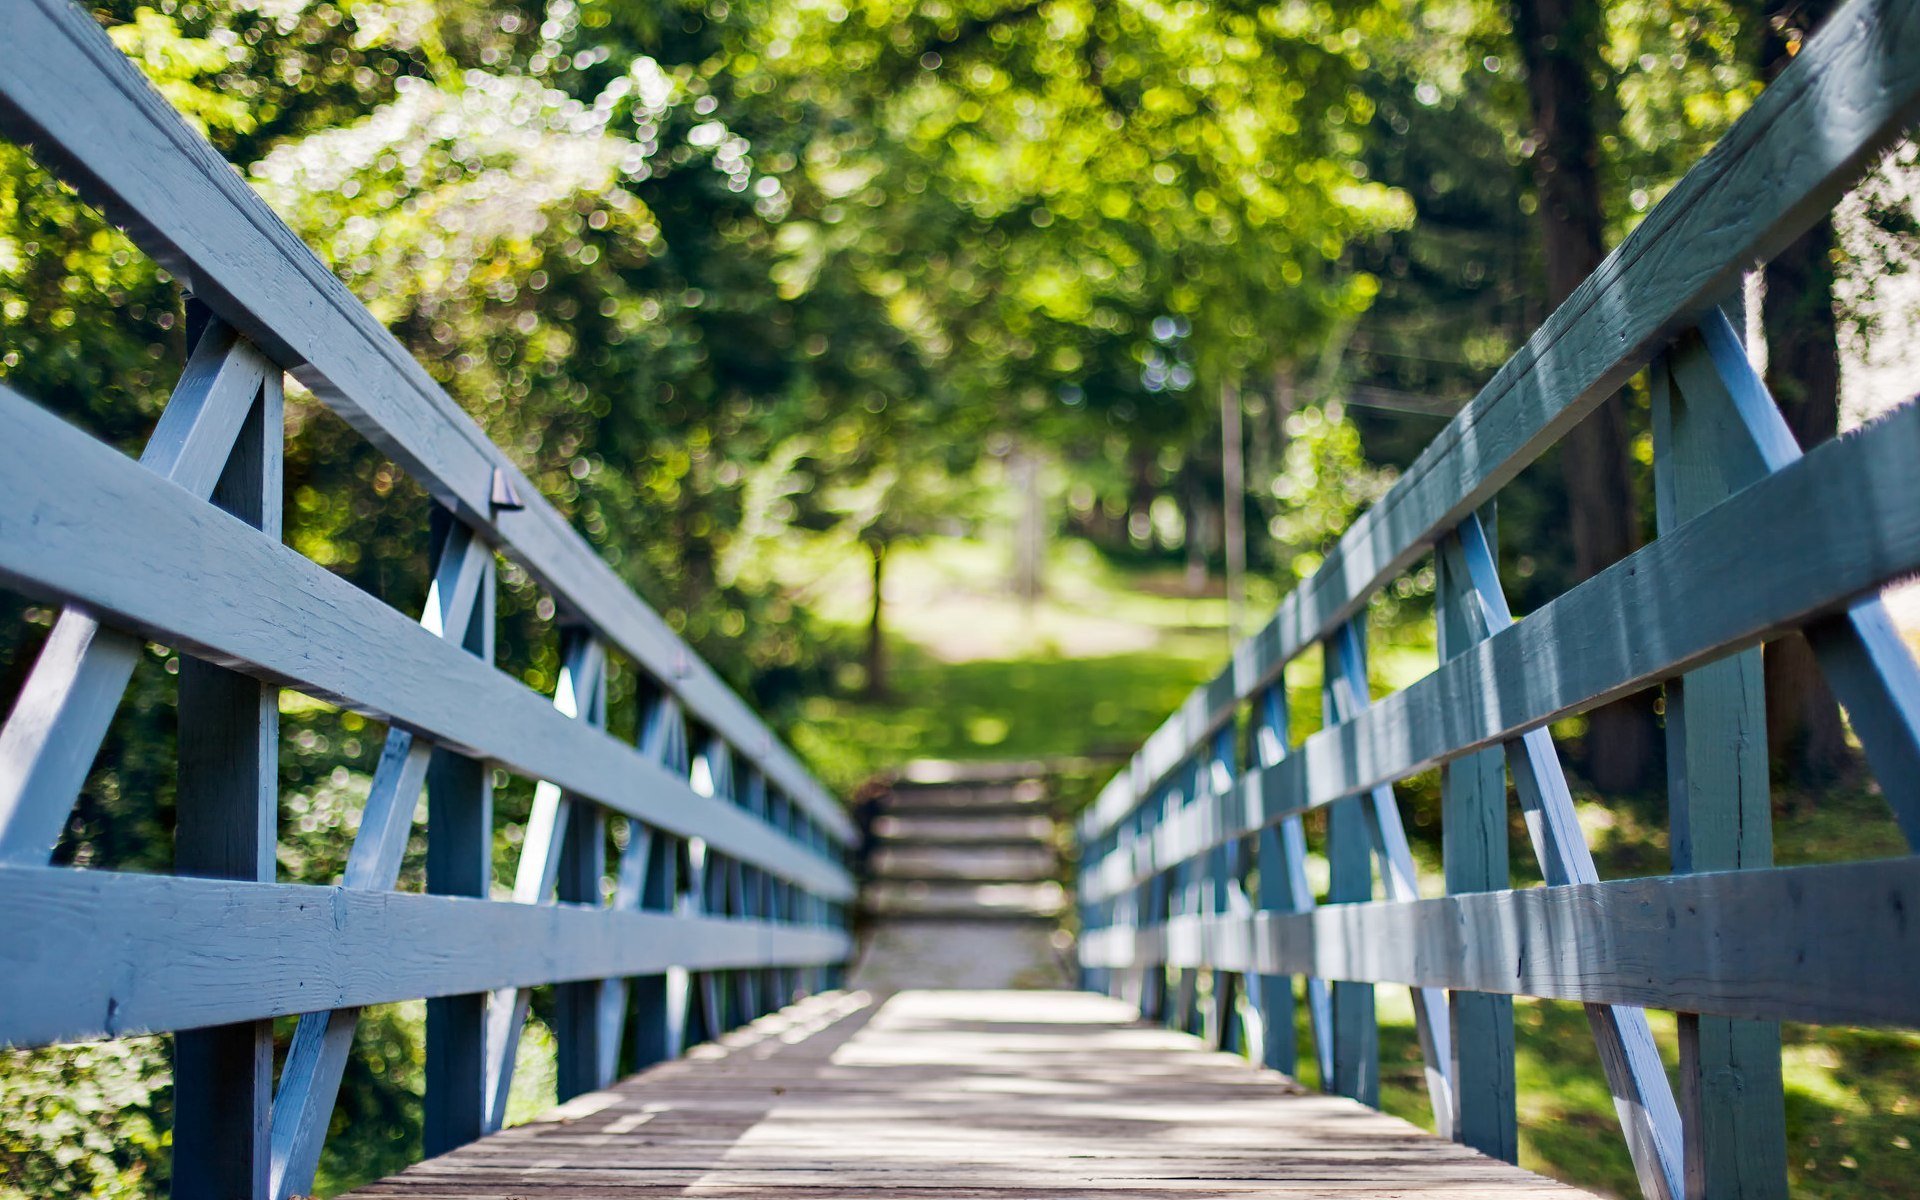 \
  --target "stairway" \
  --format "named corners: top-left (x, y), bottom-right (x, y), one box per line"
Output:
top-left (847, 762), bottom-right (1075, 991)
